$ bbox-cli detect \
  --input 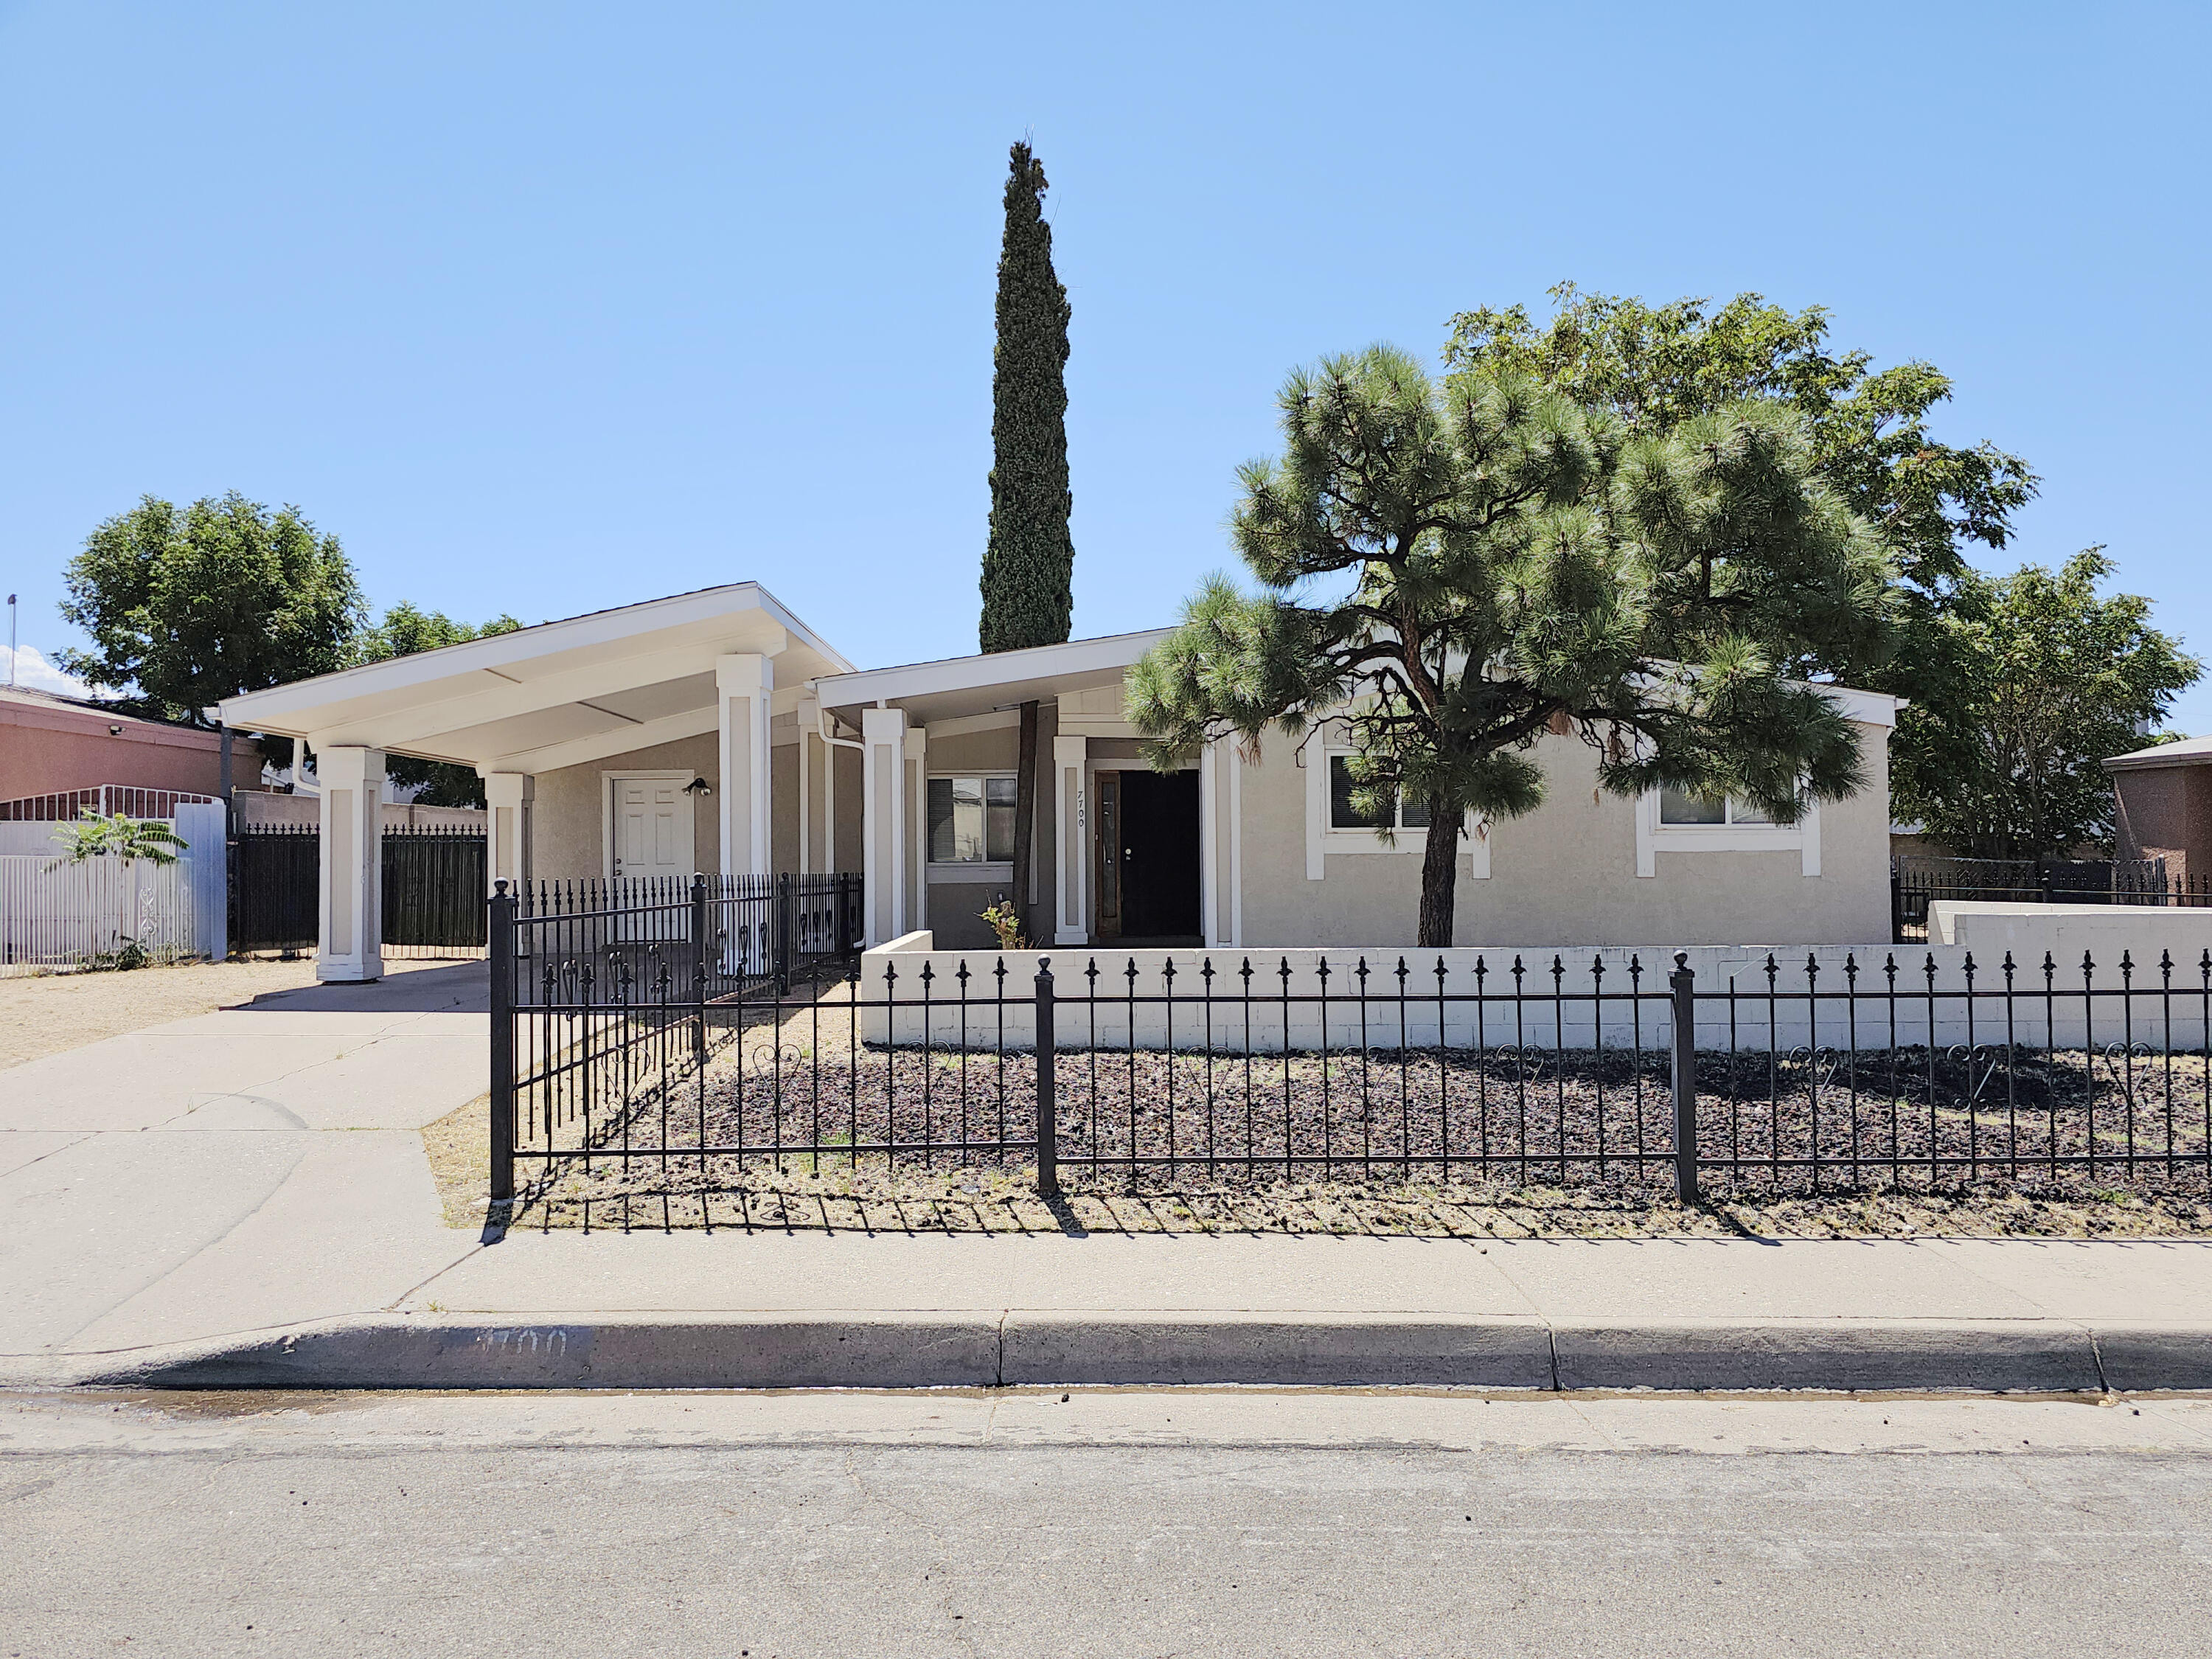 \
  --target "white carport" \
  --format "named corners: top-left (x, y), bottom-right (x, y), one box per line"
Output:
top-left (219, 583), bottom-right (852, 981)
